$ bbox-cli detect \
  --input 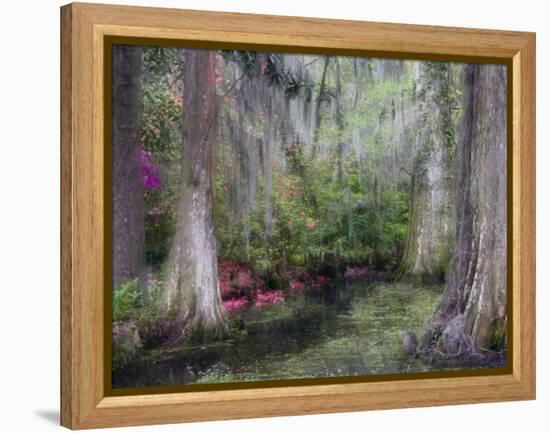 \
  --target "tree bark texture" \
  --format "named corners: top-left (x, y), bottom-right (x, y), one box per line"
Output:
top-left (112, 45), bottom-right (145, 289)
top-left (401, 62), bottom-right (455, 281)
top-left (163, 49), bottom-right (229, 339)
top-left (422, 63), bottom-right (507, 354)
